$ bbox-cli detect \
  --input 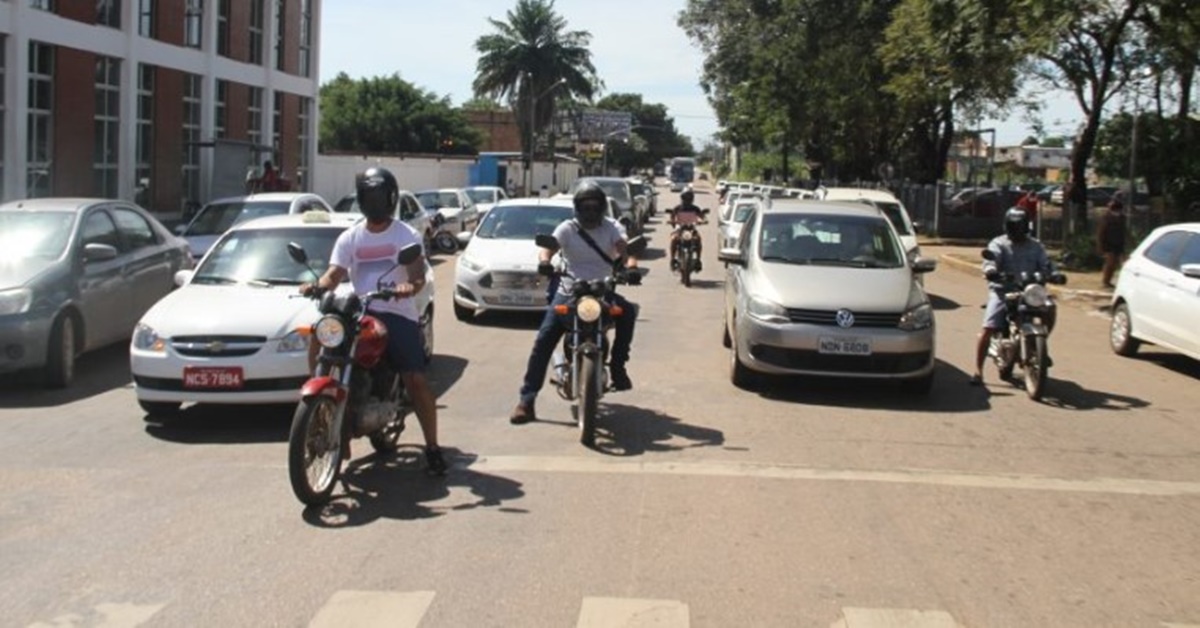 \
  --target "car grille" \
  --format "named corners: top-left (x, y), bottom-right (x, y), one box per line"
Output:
top-left (170, 335), bottom-right (267, 358)
top-left (482, 271), bottom-right (543, 290)
top-left (785, 309), bottom-right (902, 328)
top-left (751, 345), bottom-right (930, 374)
top-left (134, 375), bottom-right (307, 392)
